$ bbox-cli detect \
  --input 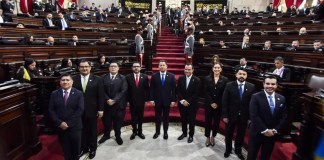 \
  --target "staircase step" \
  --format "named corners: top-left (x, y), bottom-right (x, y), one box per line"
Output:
top-left (158, 42), bottom-right (183, 45)
top-left (157, 45), bottom-right (184, 49)
top-left (157, 48), bottom-right (183, 53)
top-left (156, 53), bottom-right (184, 57)
top-left (152, 62), bottom-right (185, 68)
